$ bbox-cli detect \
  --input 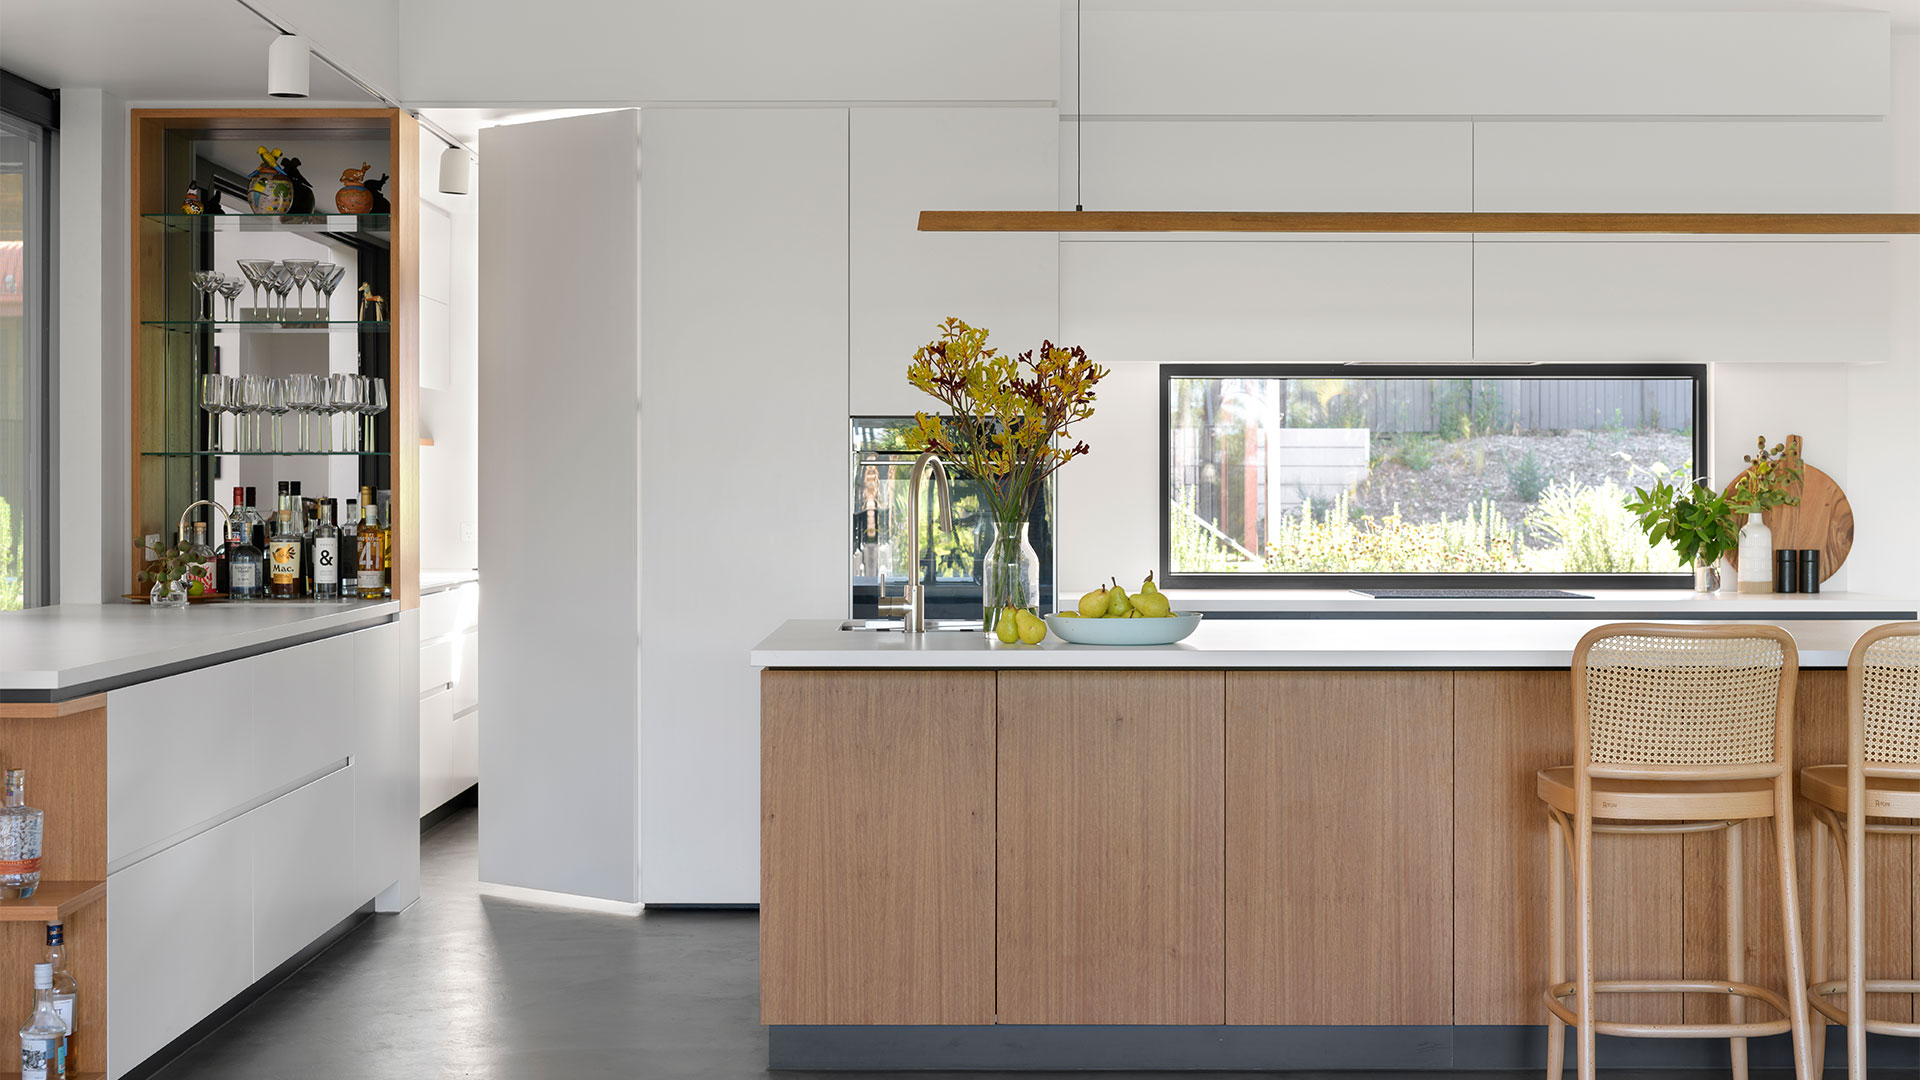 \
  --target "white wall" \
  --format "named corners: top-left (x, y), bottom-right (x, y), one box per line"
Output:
top-left (417, 135), bottom-right (479, 571)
